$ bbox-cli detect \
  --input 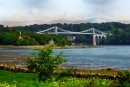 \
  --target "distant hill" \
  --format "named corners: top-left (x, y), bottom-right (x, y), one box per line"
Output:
top-left (87, 17), bottom-right (113, 23)
top-left (0, 20), bottom-right (46, 27)
top-left (117, 20), bottom-right (130, 24)
top-left (0, 17), bottom-right (129, 27)
top-left (48, 17), bottom-right (113, 24)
